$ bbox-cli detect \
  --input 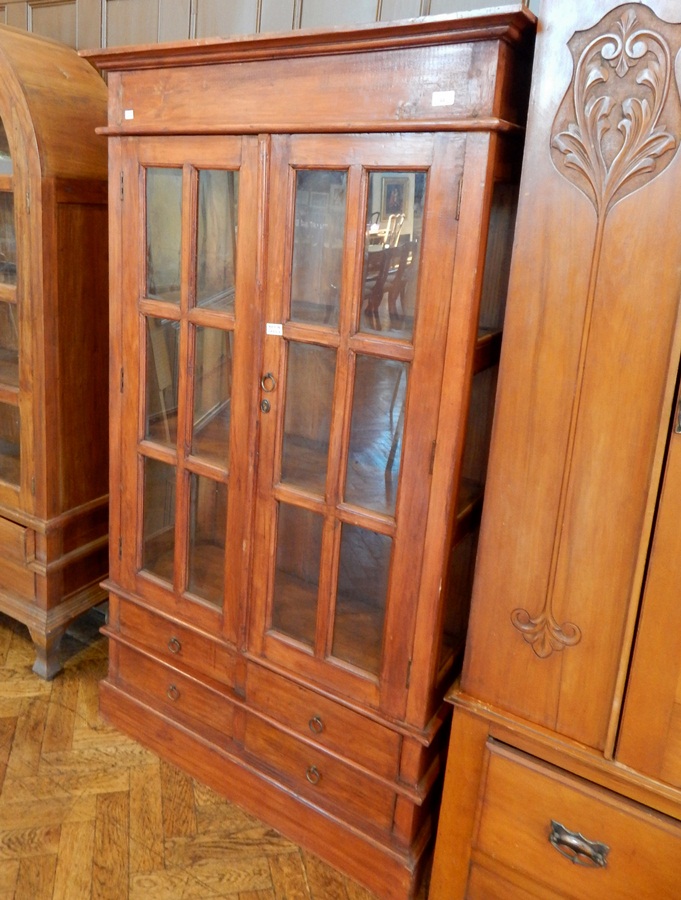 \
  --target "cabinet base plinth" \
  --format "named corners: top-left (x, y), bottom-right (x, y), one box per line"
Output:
top-left (99, 678), bottom-right (431, 899)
